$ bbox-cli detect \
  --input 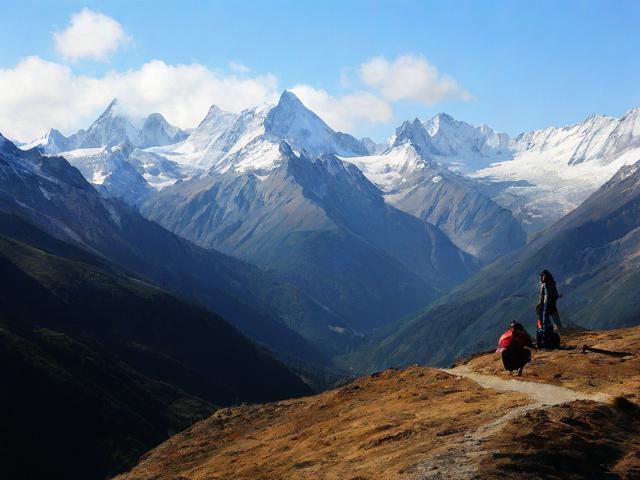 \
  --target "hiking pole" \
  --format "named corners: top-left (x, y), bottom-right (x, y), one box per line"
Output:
top-left (581, 345), bottom-right (633, 357)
